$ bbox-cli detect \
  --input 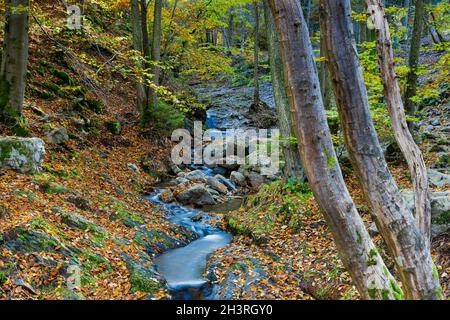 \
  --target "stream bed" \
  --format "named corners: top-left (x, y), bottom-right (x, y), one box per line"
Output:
top-left (147, 187), bottom-right (233, 300)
